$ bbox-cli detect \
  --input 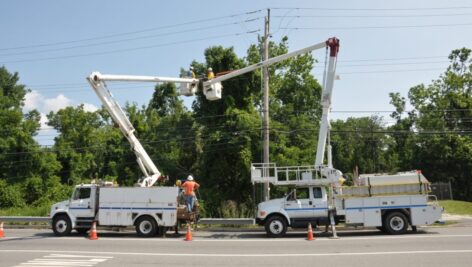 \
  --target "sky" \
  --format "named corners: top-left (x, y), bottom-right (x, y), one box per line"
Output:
top-left (1, 0), bottom-right (472, 145)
